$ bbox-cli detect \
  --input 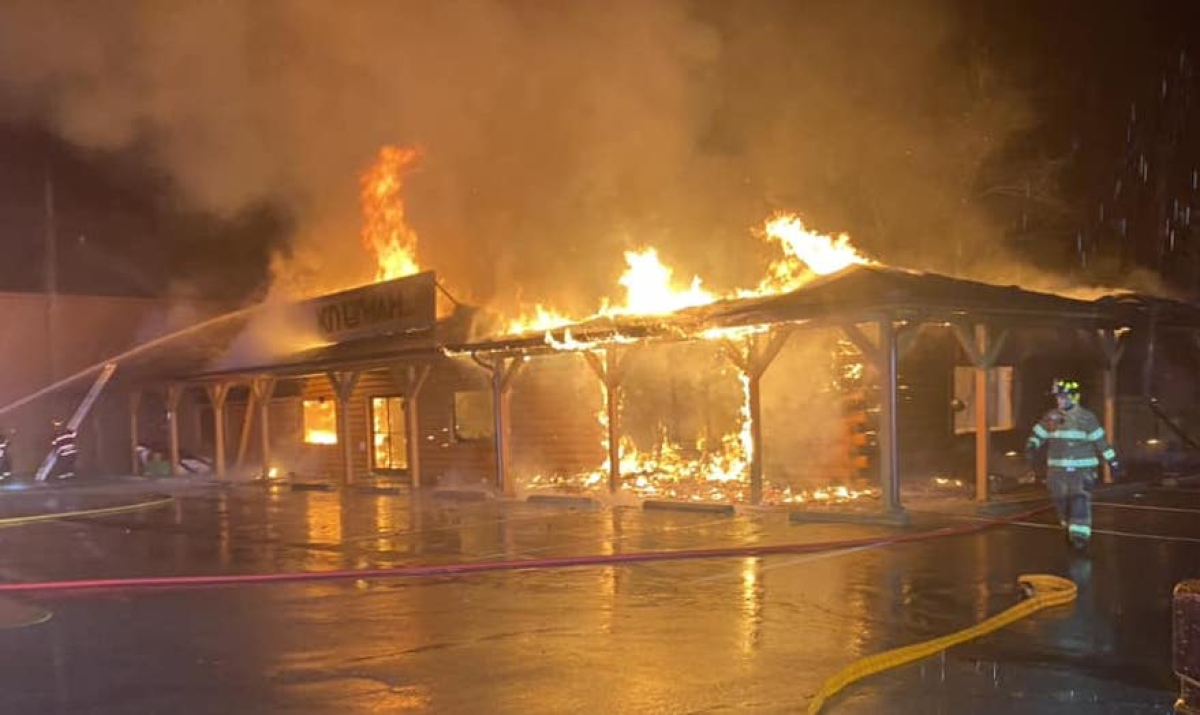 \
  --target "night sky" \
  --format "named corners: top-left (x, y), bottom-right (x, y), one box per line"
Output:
top-left (0, 0), bottom-right (1197, 305)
